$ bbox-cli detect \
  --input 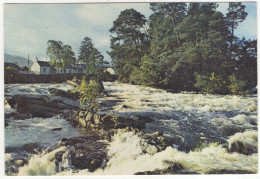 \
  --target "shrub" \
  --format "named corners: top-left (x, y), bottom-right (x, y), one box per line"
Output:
top-left (78, 76), bottom-right (101, 111)
top-left (5, 67), bottom-right (19, 75)
top-left (228, 74), bottom-right (249, 95)
top-left (194, 72), bottom-right (227, 94)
